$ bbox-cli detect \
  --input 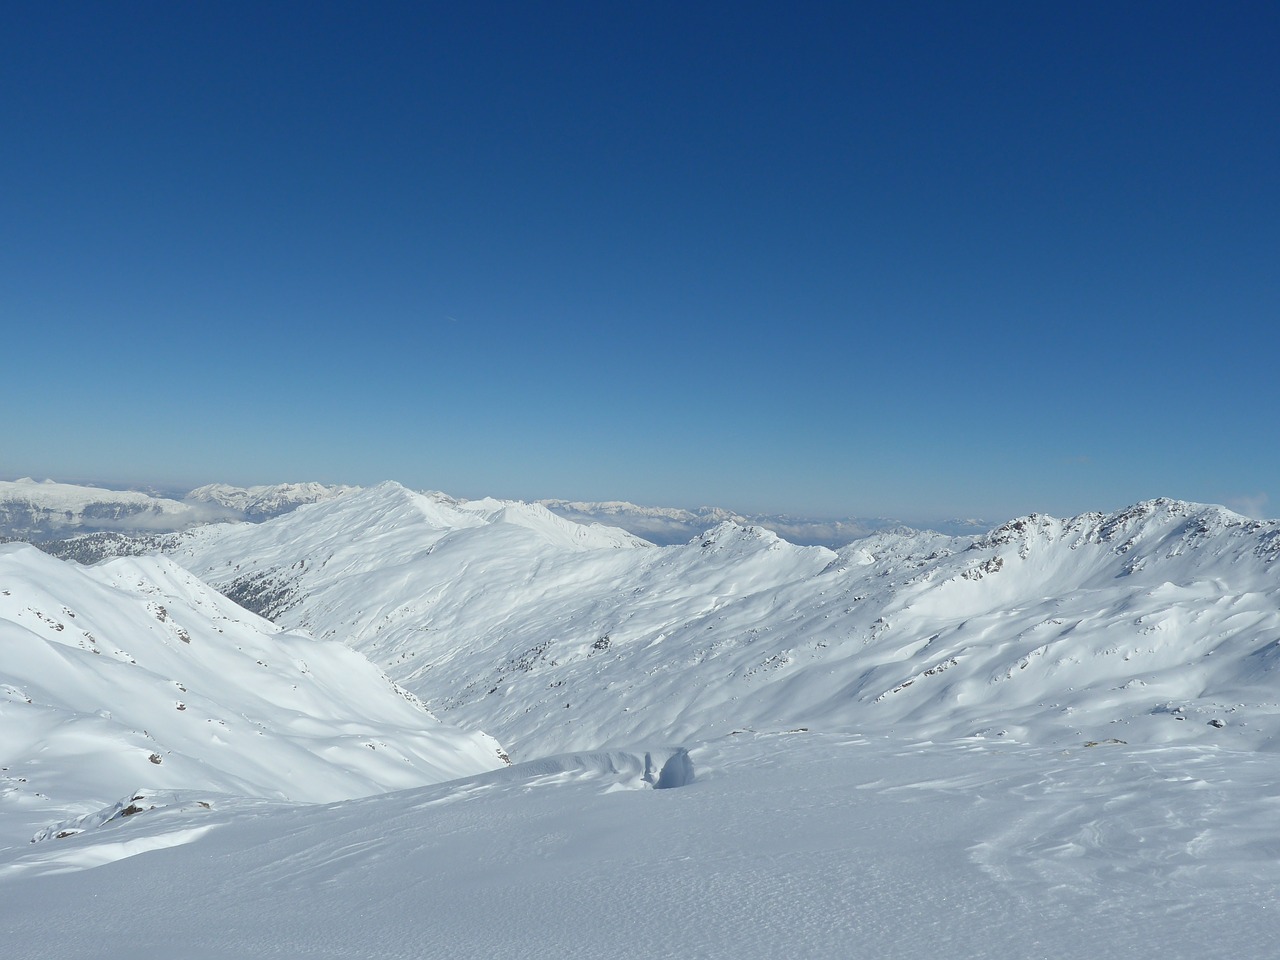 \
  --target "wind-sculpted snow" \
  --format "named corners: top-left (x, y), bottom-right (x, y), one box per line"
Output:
top-left (121, 487), bottom-right (1280, 762)
top-left (4, 733), bottom-right (1279, 959)
top-left (0, 543), bottom-right (506, 839)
